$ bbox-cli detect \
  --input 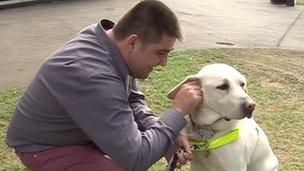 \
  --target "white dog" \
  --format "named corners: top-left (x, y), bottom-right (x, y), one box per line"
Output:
top-left (168, 63), bottom-right (278, 171)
